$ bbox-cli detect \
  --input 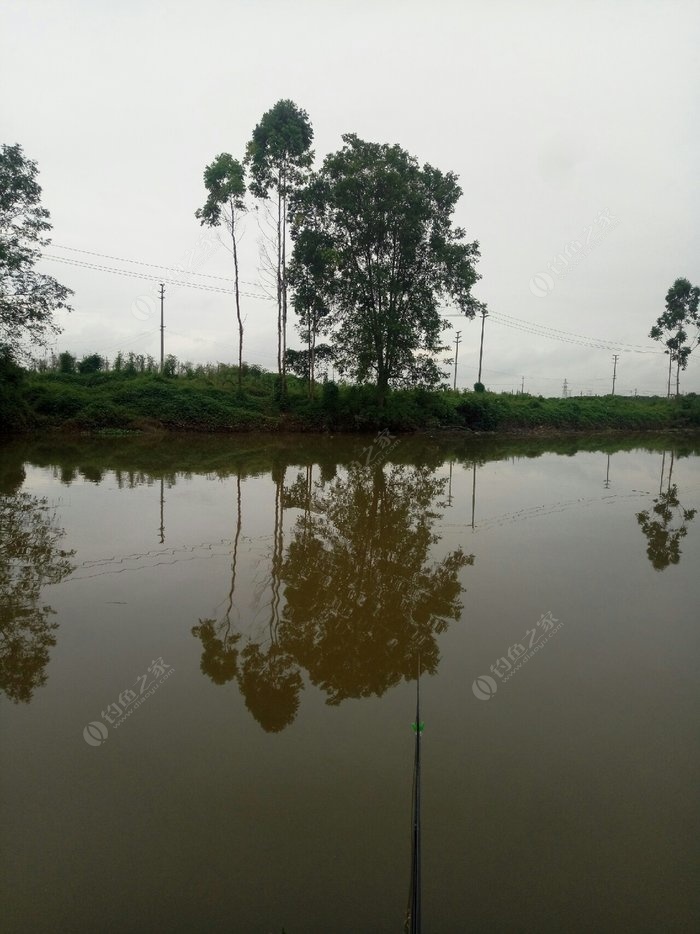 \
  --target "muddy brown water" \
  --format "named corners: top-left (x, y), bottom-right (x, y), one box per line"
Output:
top-left (1, 433), bottom-right (698, 933)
